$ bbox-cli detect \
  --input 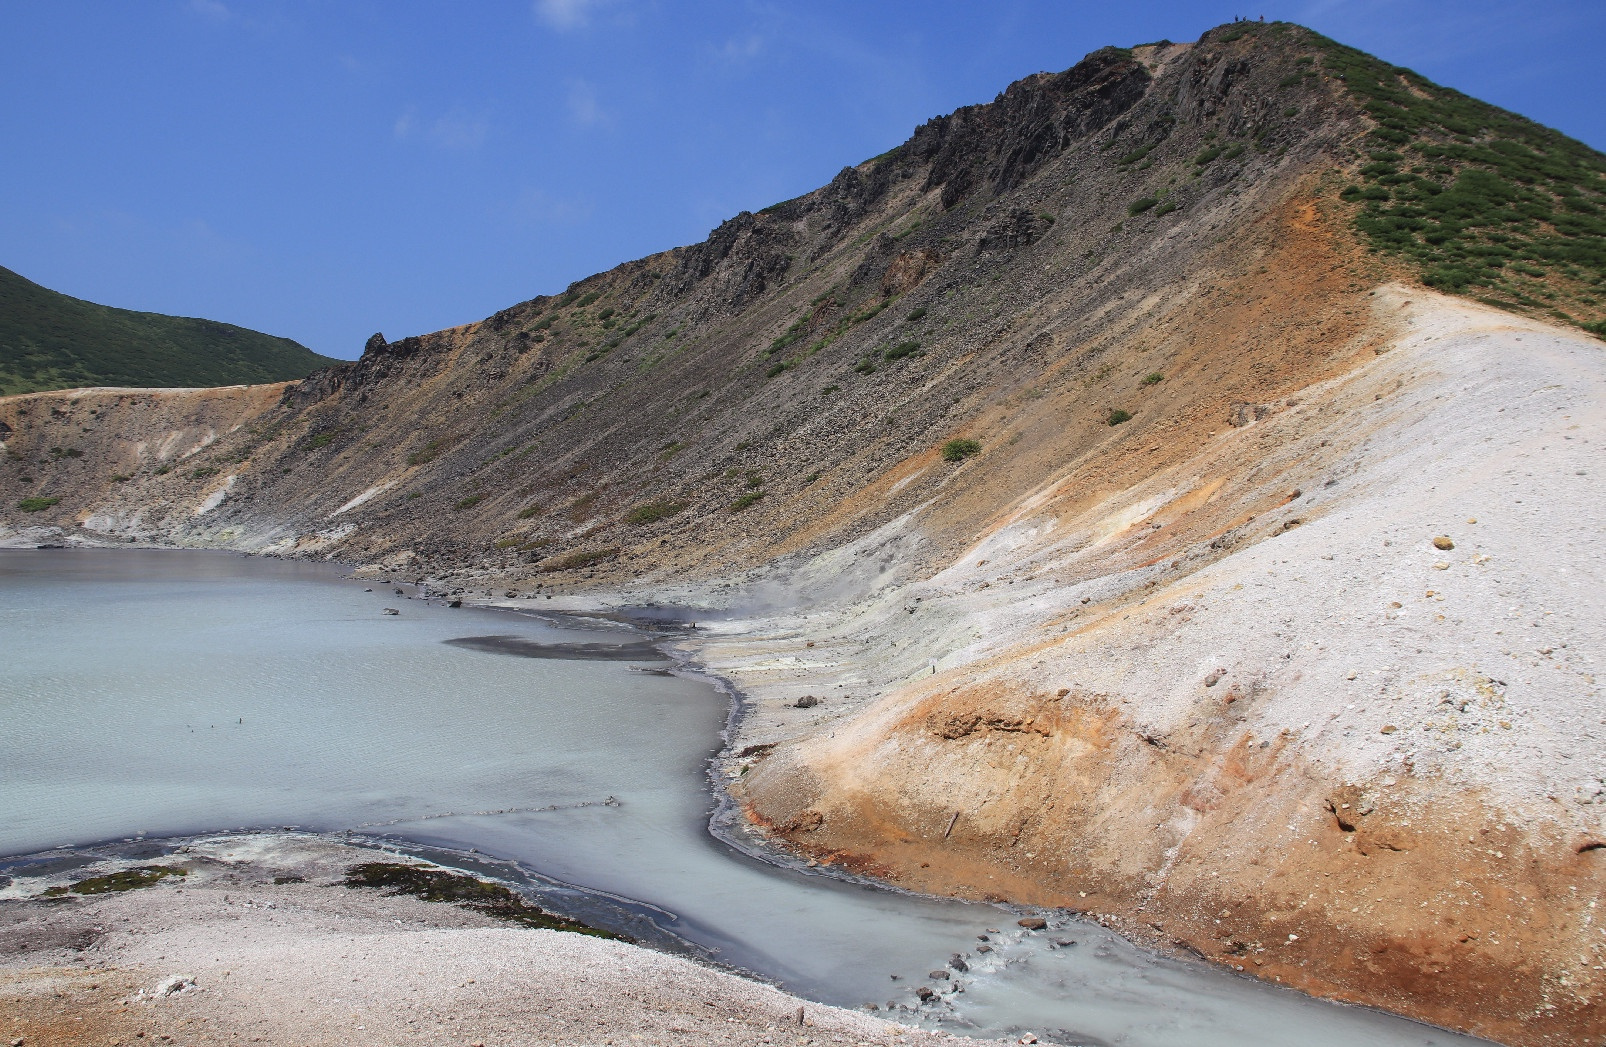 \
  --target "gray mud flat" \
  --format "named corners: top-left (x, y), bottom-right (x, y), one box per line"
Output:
top-left (443, 633), bottom-right (668, 661)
